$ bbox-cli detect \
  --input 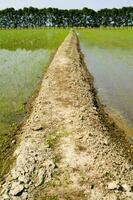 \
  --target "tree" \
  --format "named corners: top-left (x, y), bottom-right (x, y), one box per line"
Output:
top-left (0, 6), bottom-right (132, 28)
